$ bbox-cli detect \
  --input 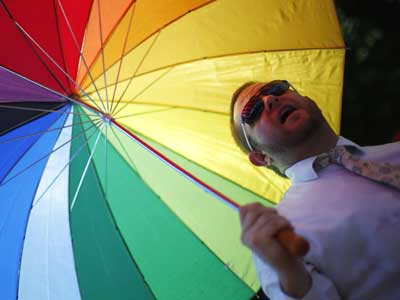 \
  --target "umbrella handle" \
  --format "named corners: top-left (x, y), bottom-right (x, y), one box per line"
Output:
top-left (277, 229), bottom-right (309, 257)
